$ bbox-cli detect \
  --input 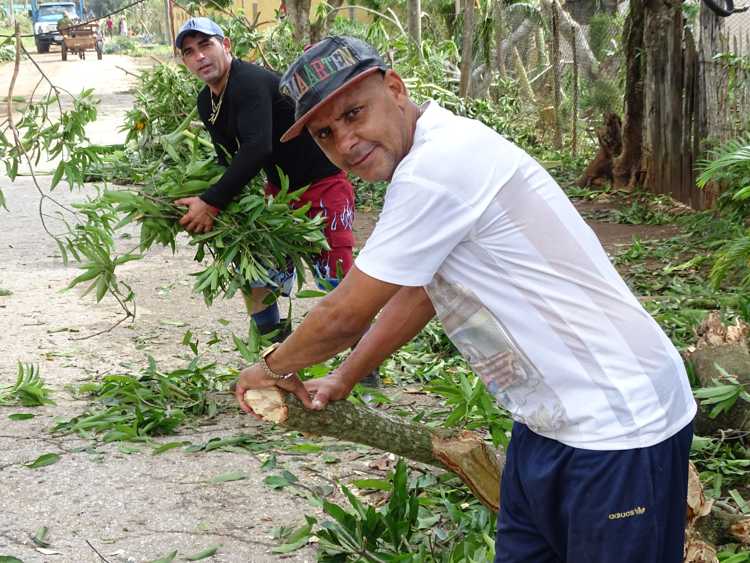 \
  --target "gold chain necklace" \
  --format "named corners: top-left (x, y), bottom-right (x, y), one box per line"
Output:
top-left (208, 66), bottom-right (231, 125)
